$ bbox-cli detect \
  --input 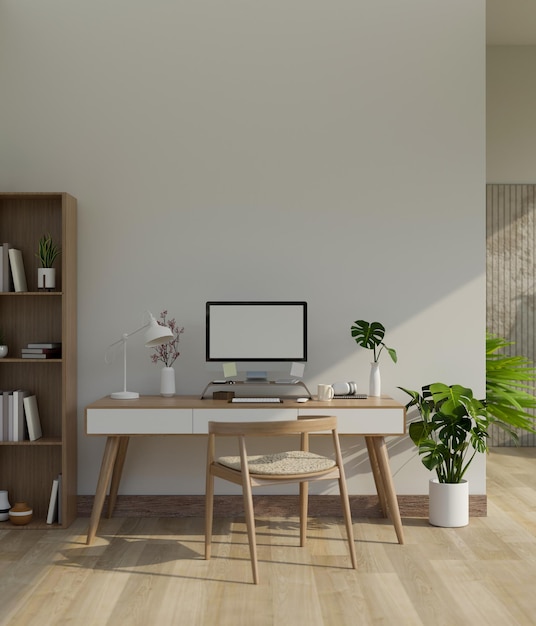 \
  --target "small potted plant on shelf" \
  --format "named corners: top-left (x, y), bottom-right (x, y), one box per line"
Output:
top-left (36, 233), bottom-right (61, 290)
top-left (350, 319), bottom-right (397, 397)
